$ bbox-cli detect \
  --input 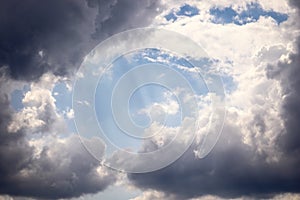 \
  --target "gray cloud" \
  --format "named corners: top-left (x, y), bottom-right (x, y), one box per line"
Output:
top-left (0, 73), bottom-right (116, 199)
top-left (266, 0), bottom-right (300, 154)
top-left (0, 0), bottom-right (162, 81)
top-left (0, 0), bottom-right (95, 80)
top-left (128, 122), bottom-right (300, 199)
top-left (289, 0), bottom-right (300, 10)
top-left (267, 39), bottom-right (300, 154)
top-left (91, 0), bottom-right (162, 40)
top-left (0, 135), bottom-right (115, 200)
top-left (0, 0), bottom-right (162, 199)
